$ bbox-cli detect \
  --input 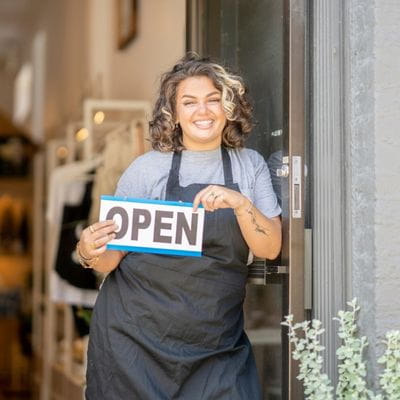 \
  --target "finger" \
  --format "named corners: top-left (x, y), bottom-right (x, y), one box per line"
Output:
top-left (80, 227), bottom-right (115, 255)
top-left (88, 220), bottom-right (117, 233)
top-left (92, 223), bottom-right (119, 239)
top-left (86, 232), bottom-right (115, 256)
top-left (193, 185), bottom-right (222, 211)
top-left (84, 221), bottom-right (118, 240)
top-left (206, 186), bottom-right (227, 210)
top-left (93, 232), bottom-right (116, 248)
top-left (212, 193), bottom-right (226, 209)
top-left (200, 186), bottom-right (220, 210)
top-left (193, 186), bottom-right (212, 211)
top-left (199, 192), bottom-right (214, 211)
top-left (88, 244), bottom-right (108, 256)
top-left (205, 191), bottom-right (218, 210)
